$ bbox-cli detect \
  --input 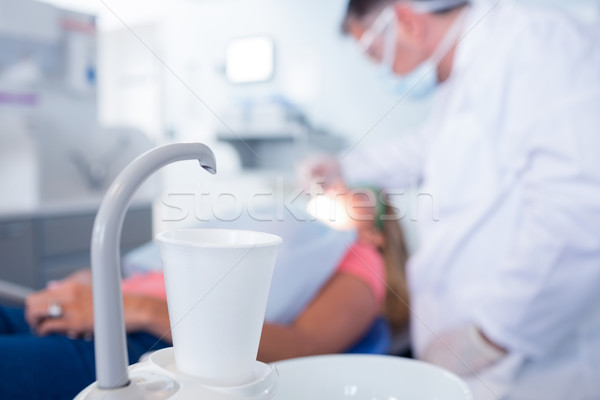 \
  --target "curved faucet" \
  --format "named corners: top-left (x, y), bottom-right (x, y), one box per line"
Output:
top-left (91, 143), bottom-right (216, 389)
